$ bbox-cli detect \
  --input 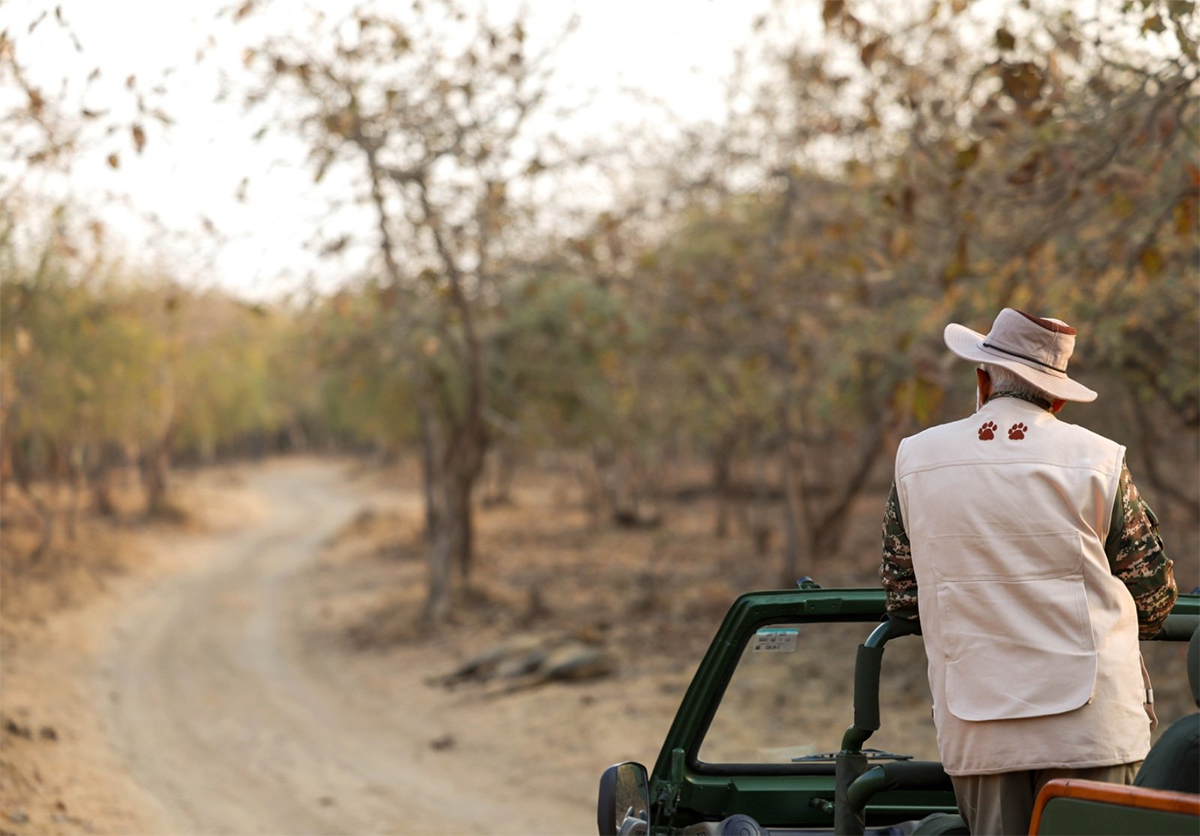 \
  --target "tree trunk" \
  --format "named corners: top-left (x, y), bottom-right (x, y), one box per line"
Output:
top-left (421, 461), bottom-right (479, 620)
top-left (29, 491), bottom-right (55, 562)
top-left (418, 400), bottom-right (439, 546)
top-left (416, 381), bottom-right (486, 621)
top-left (0, 439), bottom-right (12, 506)
top-left (483, 444), bottom-right (517, 506)
top-left (810, 423), bottom-right (888, 557)
top-left (423, 501), bottom-right (455, 624)
top-left (453, 469), bottom-right (474, 586)
top-left (66, 452), bottom-right (84, 541)
top-left (92, 472), bottom-right (119, 518)
top-left (141, 434), bottom-right (174, 518)
top-left (591, 440), bottom-right (615, 518)
top-left (577, 453), bottom-right (604, 528)
top-left (1129, 394), bottom-right (1200, 517)
top-left (12, 442), bottom-right (55, 562)
top-left (749, 443), bottom-right (773, 558)
top-left (712, 434), bottom-right (735, 539)
top-left (778, 403), bottom-right (808, 587)
top-left (91, 446), bottom-right (122, 518)
top-left (416, 391), bottom-right (453, 622)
